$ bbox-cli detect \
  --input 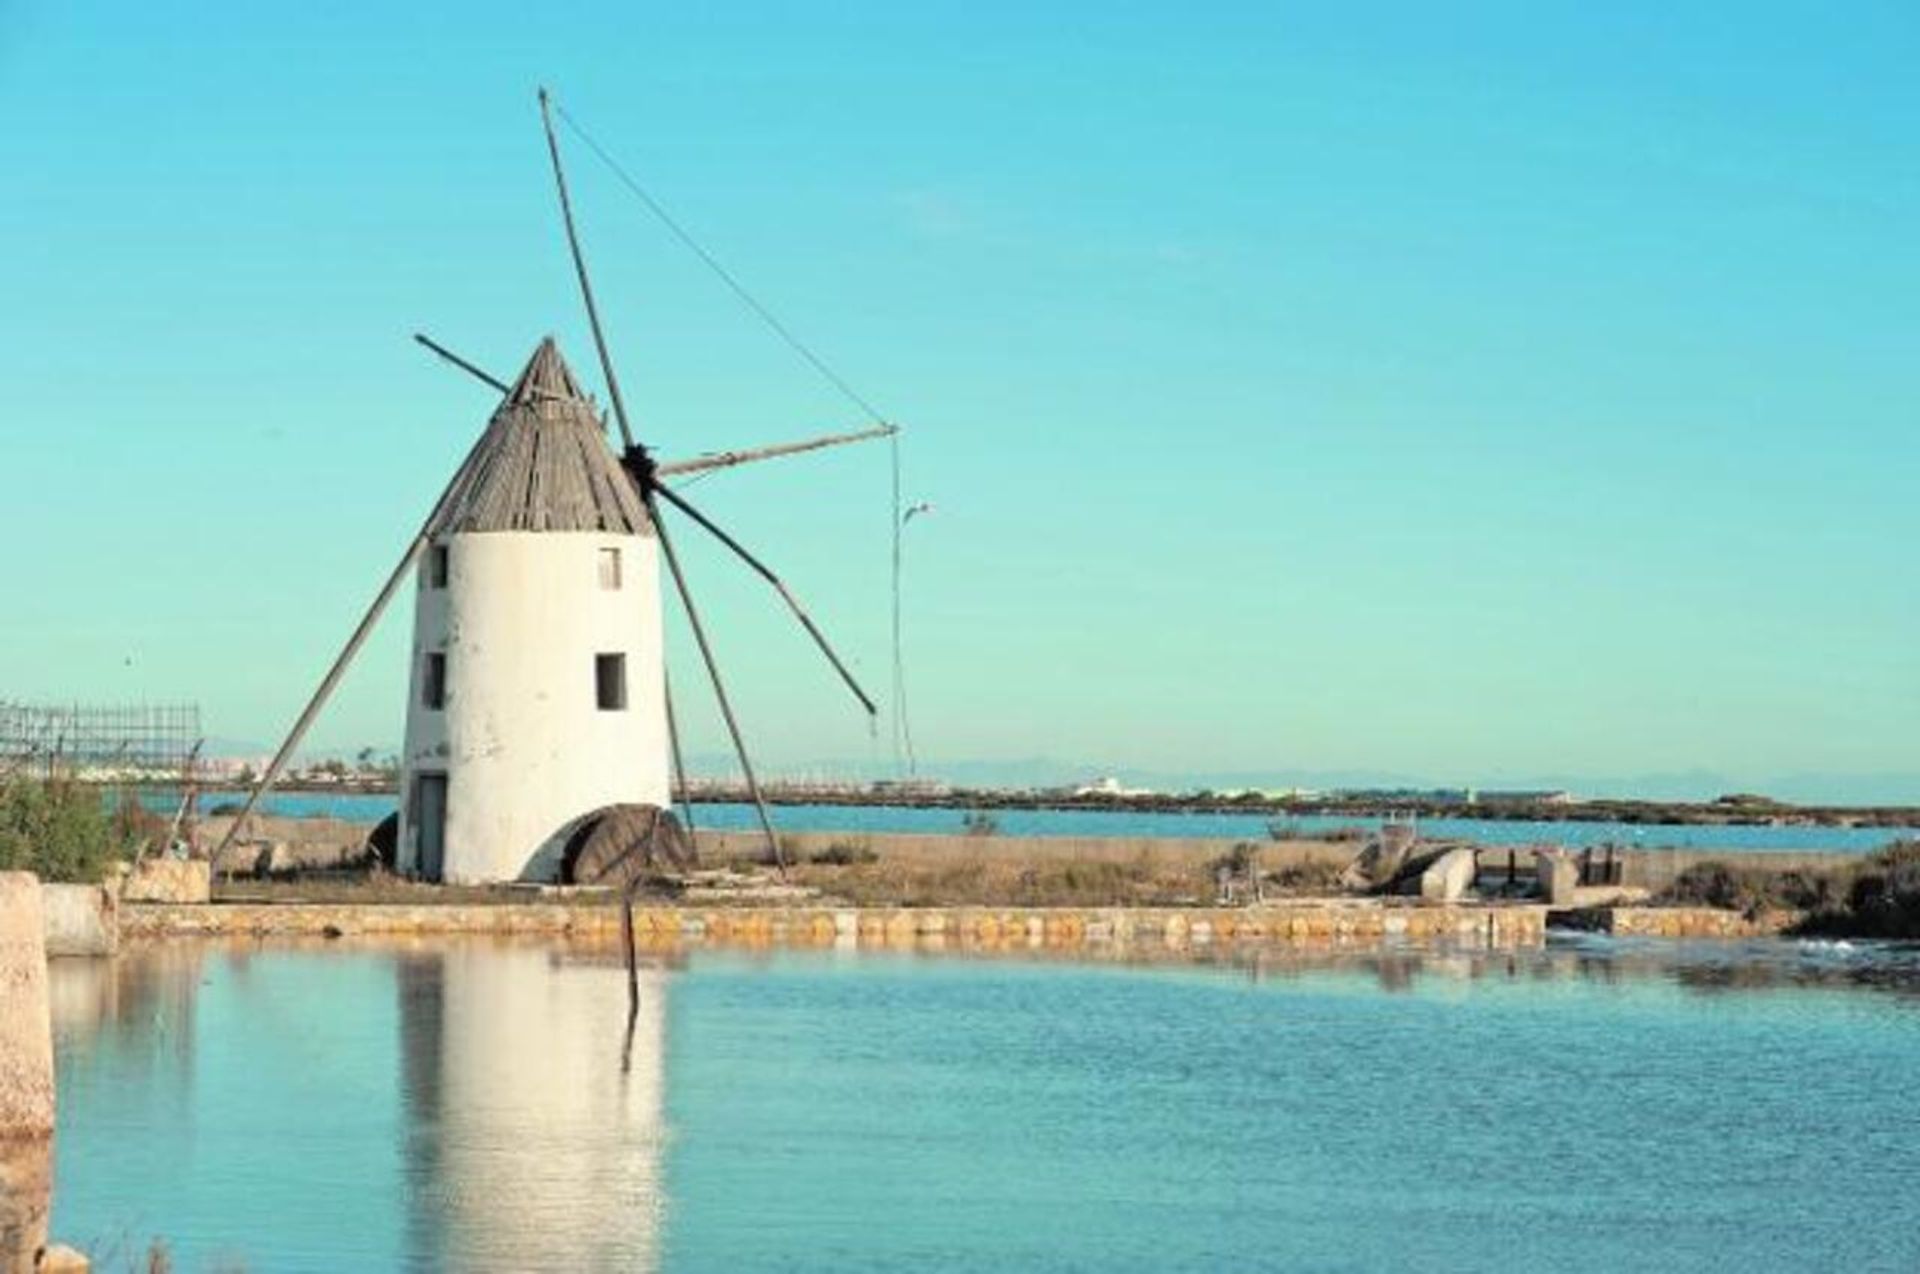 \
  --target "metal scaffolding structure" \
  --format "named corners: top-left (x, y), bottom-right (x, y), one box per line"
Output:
top-left (0, 701), bottom-right (202, 778)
